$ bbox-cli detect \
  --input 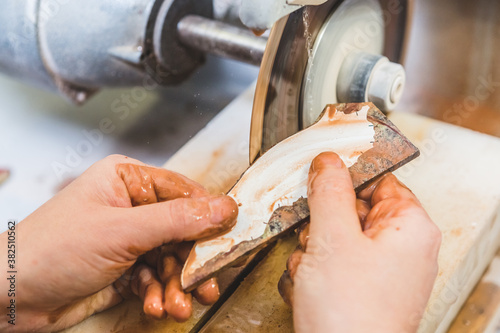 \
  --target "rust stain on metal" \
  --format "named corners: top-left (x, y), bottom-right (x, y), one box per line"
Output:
top-left (341, 103), bottom-right (420, 192)
top-left (183, 103), bottom-right (419, 292)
